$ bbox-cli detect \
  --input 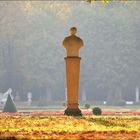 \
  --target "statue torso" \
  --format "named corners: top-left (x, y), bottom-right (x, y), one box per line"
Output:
top-left (63, 35), bottom-right (83, 57)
